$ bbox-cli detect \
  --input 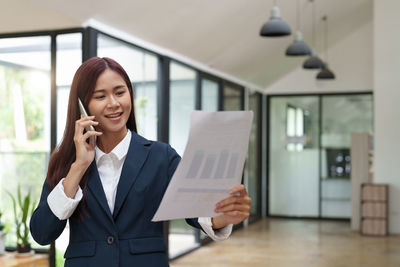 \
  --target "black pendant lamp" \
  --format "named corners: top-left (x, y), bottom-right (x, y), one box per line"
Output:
top-left (286, 0), bottom-right (311, 56)
top-left (286, 32), bottom-right (311, 56)
top-left (303, 52), bottom-right (324, 69)
top-left (316, 65), bottom-right (335, 79)
top-left (303, 0), bottom-right (324, 69)
top-left (317, 15), bottom-right (335, 80)
top-left (260, 0), bottom-right (291, 37)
